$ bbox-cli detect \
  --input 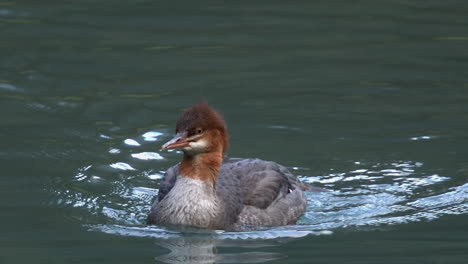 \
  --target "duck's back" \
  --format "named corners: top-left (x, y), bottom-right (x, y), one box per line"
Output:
top-left (152, 158), bottom-right (308, 230)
